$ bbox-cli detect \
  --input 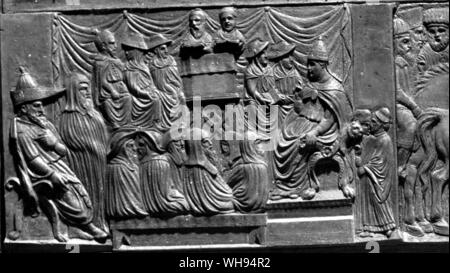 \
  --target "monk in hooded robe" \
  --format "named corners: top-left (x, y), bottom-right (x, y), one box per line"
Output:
top-left (183, 128), bottom-right (234, 215)
top-left (138, 130), bottom-right (189, 216)
top-left (105, 129), bottom-right (148, 219)
top-left (148, 34), bottom-right (185, 131)
top-left (357, 108), bottom-right (397, 238)
top-left (272, 38), bottom-right (353, 200)
top-left (59, 72), bottom-right (109, 233)
top-left (162, 131), bottom-right (187, 194)
top-left (227, 132), bottom-right (269, 213)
